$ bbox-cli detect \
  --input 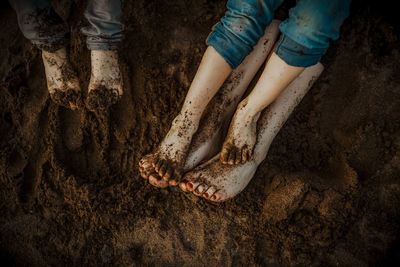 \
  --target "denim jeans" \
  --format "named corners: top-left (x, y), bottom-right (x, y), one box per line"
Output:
top-left (207, 0), bottom-right (351, 68)
top-left (9, 0), bottom-right (123, 51)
